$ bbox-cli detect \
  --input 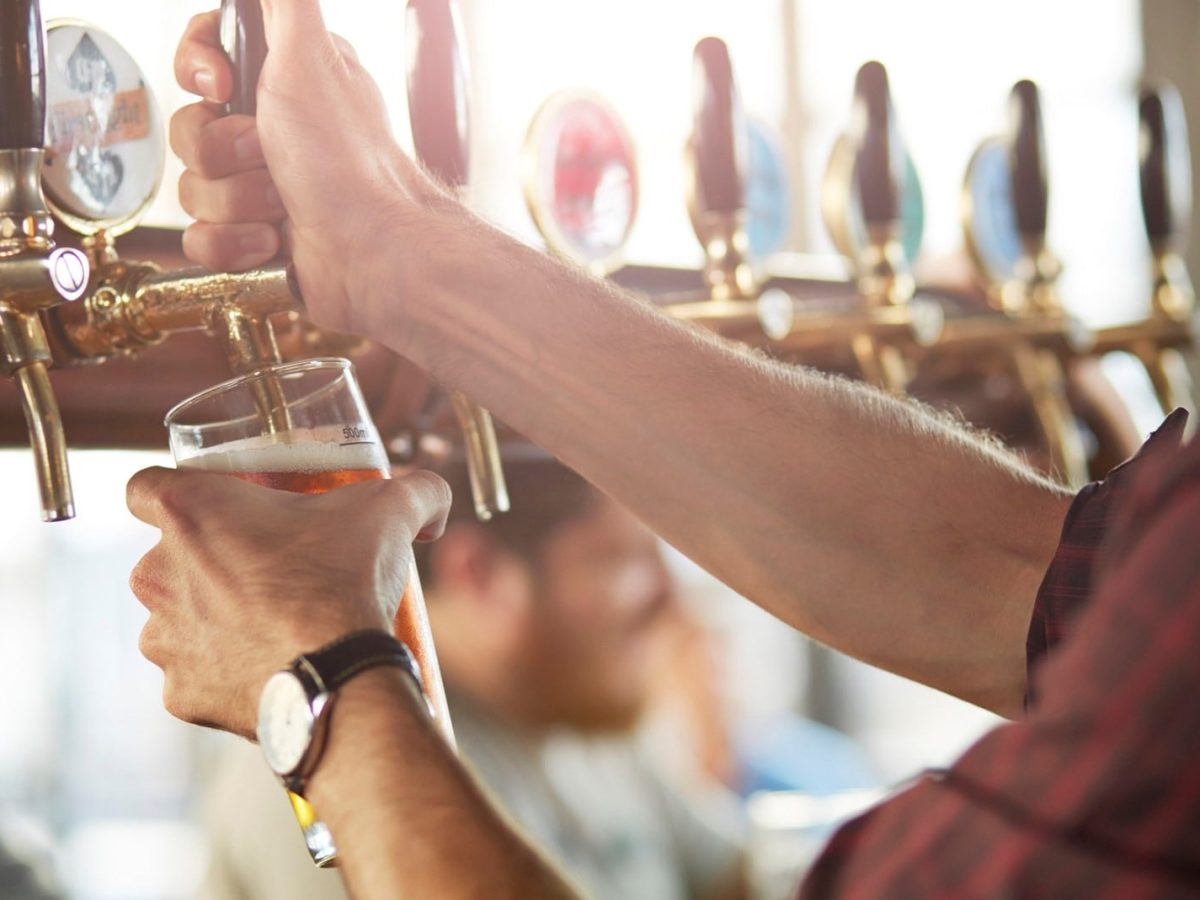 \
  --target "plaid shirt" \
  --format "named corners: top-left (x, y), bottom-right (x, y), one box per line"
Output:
top-left (801, 409), bottom-right (1200, 898)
